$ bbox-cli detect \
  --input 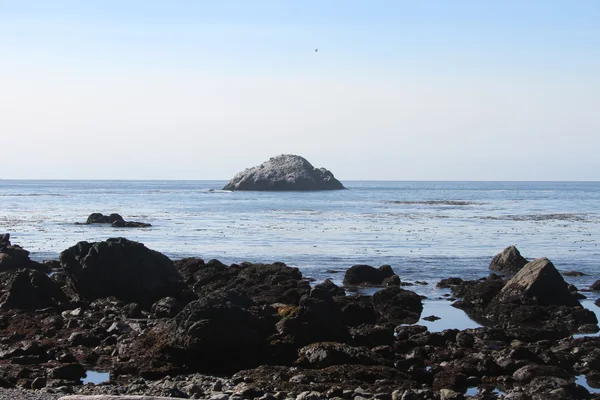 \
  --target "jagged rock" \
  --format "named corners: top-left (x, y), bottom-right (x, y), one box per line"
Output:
top-left (0, 234), bottom-right (44, 272)
top-left (311, 279), bottom-right (345, 300)
top-left (489, 258), bottom-right (579, 308)
top-left (590, 280), bottom-right (600, 291)
top-left (151, 296), bottom-right (183, 318)
top-left (0, 269), bottom-right (69, 310)
top-left (0, 233), bottom-right (10, 251)
top-left (489, 246), bottom-right (528, 274)
top-left (59, 238), bottom-right (192, 306)
top-left (182, 260), bottom-right (311, 305)
top-left (296, 342), bottom-right (391, 368)
top-left (449, 274), bottom-right (505, 309)
top-left (222, 155), bottom-right (345, 191)
top-left (483, 258), bottom-right (597, 335)
top-left (343, 265), bottom-right (396, 286)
